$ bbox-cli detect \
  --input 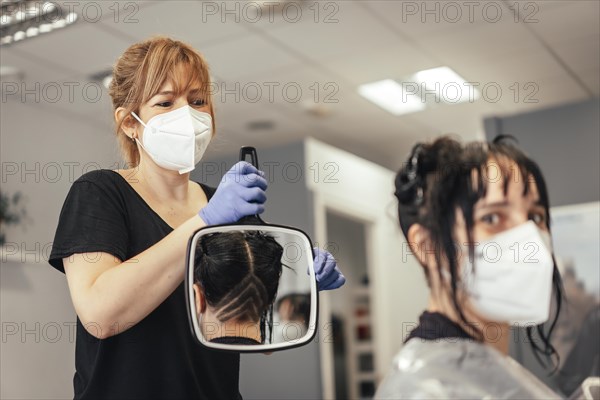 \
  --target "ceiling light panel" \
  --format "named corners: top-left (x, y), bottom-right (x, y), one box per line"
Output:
top-left (358, 67), bottom-right (479, 115)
